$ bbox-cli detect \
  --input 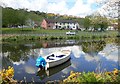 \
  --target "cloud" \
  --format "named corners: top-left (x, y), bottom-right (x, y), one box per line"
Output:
top-left (47, 1), bottom-right (68, 15)
top-left (1, 0), bottom-right (48, 11)
top-left (84, 53), bottom-right (100, 62)
top-left (0, 0), bottom-right (107, 17)
top-left (29, 0), bottom-right (48, 11)
top-left (24, 65), bottom-right (37, 74)
top-left (12, 60), bottom-right (25, 65)
top-left (98, 44), bottom-right (118, 62)
top-left (72, 45), bottom-right (85, 58)
top-left (96, 0), bottom-right (118, 17)
top-left (67, 0), bottom-right (91, 16)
